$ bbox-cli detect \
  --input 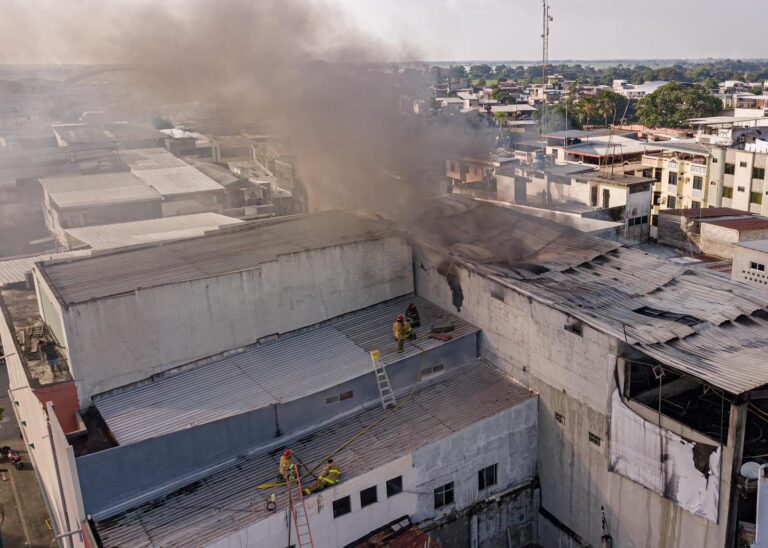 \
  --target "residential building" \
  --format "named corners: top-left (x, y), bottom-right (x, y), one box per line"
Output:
top-left (612, 79), bottom-right (669, 99)
top-left (720, 147), bottom-right (768, 214)
top-left (544, 129), bottom-right (663, 170)
top-left (641, 141), bottom-right (713, 235)
top-left (732, 240), bottom-right (768, 290)
top-left (496, 163), bottom-right (653, 241)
